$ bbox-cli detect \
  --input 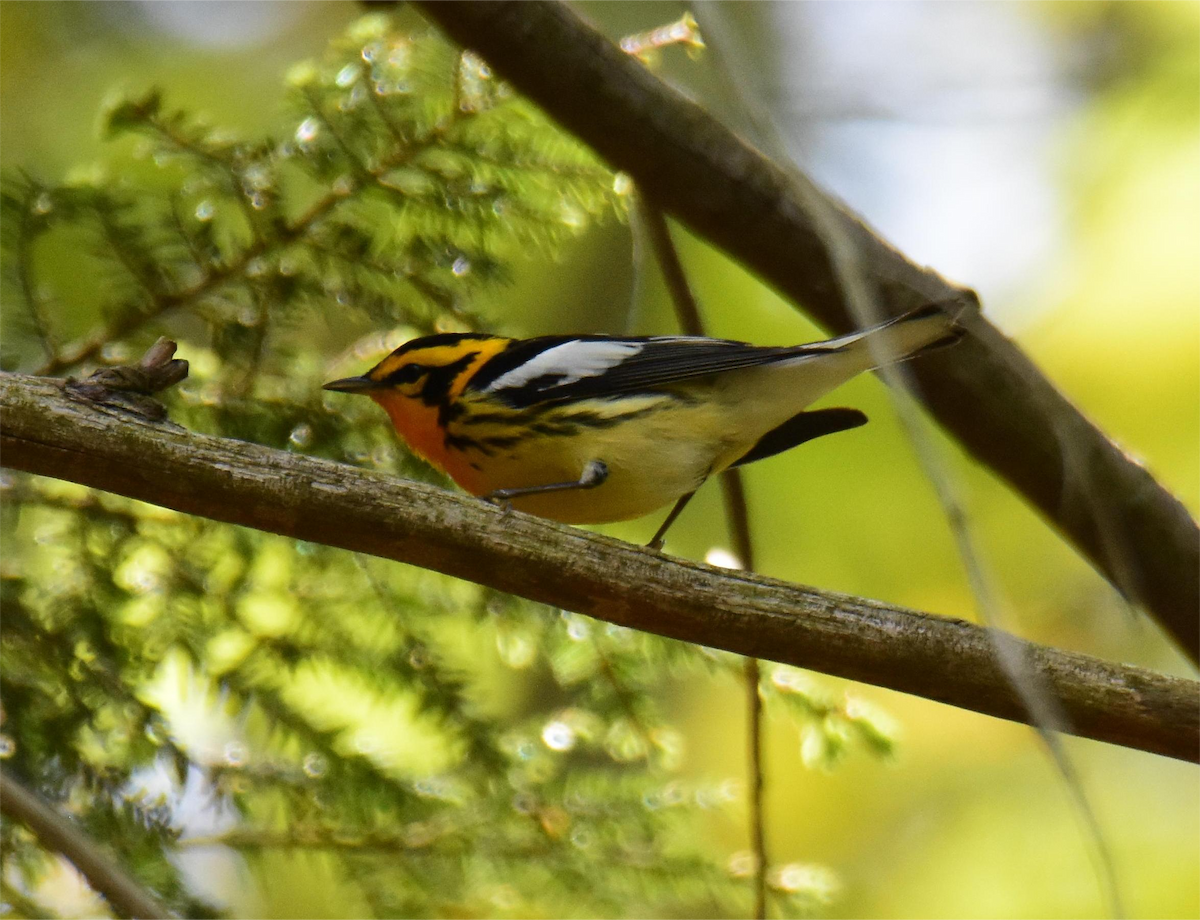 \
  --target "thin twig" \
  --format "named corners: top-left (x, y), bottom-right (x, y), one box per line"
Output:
top-left (783, 140), bottom-right (1127, 916)
top-left (0, 770), bottom-right (172, 919)
top-left (360, 60), bottom-right (410, 149)
top-left (167, 193), bottom-right (208, 271)
top-left (636, 194), bottom-right (768, 919)
top-left (725, 482), bottom-right (768, 920)
top-left (301, 87), bottom-right (375, 182)
top-left (695, 9), bottom-right (1128, 910)
top-left (229, 282), bottom-right (271, 398)
top-left (593, 638), bottom-right (658, 756)
top-left (139, 112), bottom-right (265, 238)
top-left (181, 826), bottom-right (453, 854)
top-left (16, 185), bottom-right (57, 362)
